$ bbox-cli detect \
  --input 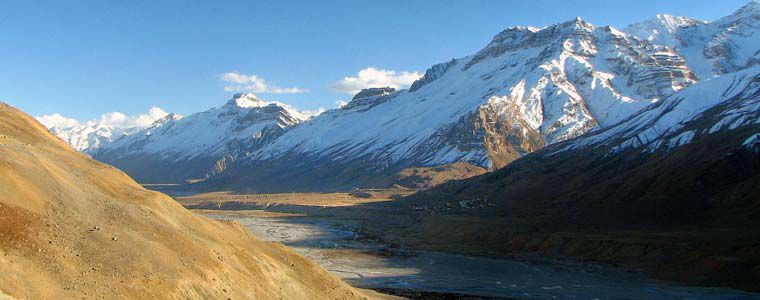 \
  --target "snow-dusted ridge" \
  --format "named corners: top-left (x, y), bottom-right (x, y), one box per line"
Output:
top-left (242, 16), bottom-right (697, 172)
top-left (39, 109), bottom-right (177, 152)
top-left (46, 122), bottom-right (140, 152)
top-left (94, 93), bottom-right (308, 161)
top-left (552, 66), bottom-right (760, 155)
